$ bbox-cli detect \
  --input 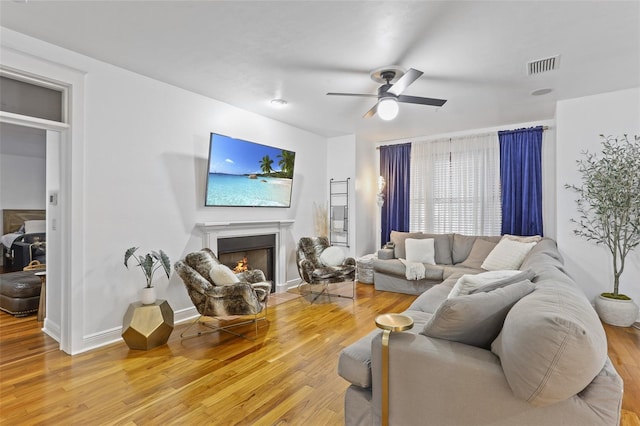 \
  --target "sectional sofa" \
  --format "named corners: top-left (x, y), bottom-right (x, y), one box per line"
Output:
top-left (338, 233), bottom-right (623, 425)
top-left (373, 231), bottom-right (506, 295)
